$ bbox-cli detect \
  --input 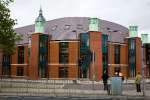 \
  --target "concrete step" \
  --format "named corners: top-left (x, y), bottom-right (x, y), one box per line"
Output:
top-left (0, 88), bottom-right (106, 95)
top-left (1, 82), bottom-right (64, 89)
